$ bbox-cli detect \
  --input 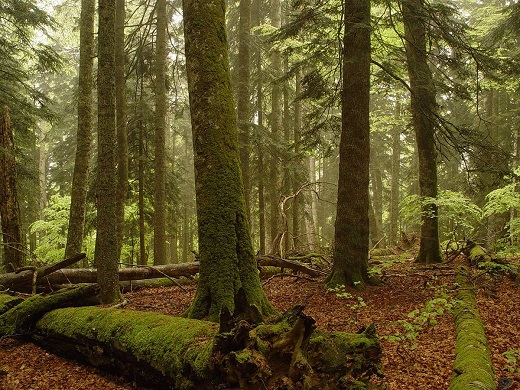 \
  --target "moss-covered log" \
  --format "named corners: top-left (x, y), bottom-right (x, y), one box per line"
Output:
top-left (32, 305), bottom-right (382, 389)
top-left (449, 268), bottom-right (495, 390)
top-left (0, 285), bottom-right (99, 336)
top-left (0, 294), bottom-right (23, 315)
